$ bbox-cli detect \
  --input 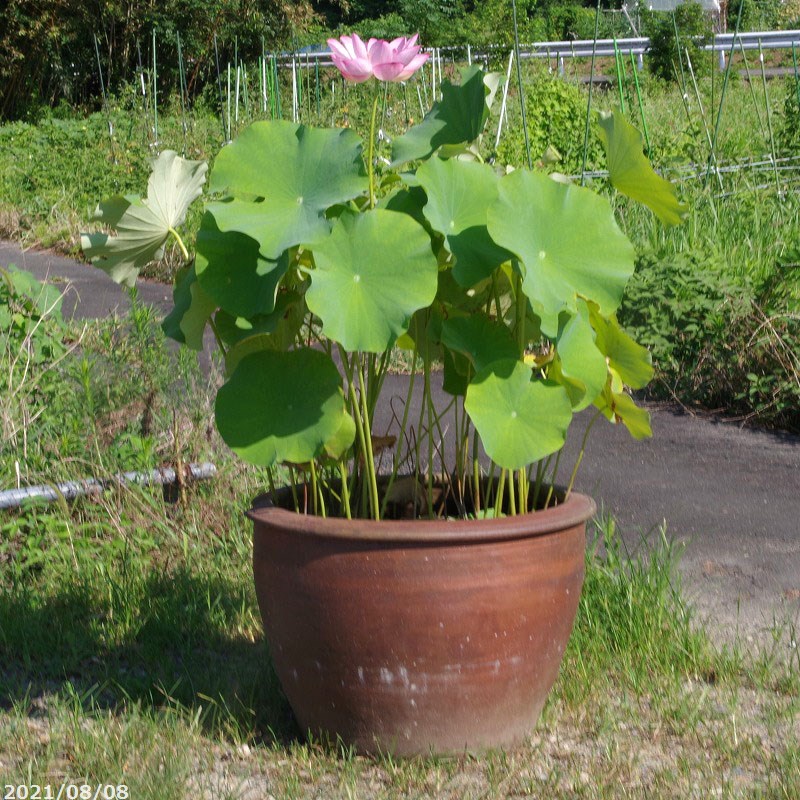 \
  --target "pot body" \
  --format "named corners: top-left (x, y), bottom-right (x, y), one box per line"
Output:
top-left (250, 492), bottom-right (595, 756)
